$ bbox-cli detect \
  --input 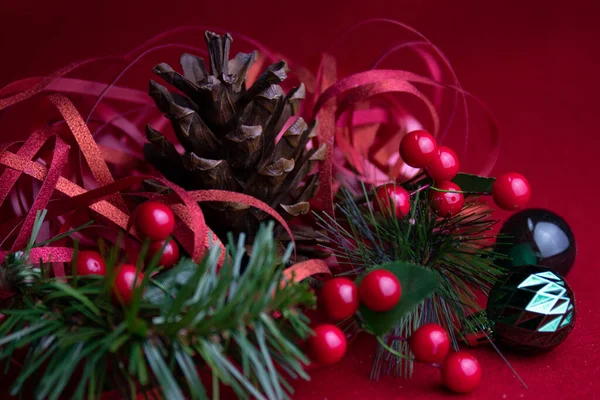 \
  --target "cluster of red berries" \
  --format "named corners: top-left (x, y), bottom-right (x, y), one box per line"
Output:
top-left (308, 270), bottom-right (402, 365)
top-left (410, 323), bottom-right (482, 393)
top-left (375, 129), bottom-right (532, 218)
top-left (73, 201), bottom-right (180, 306)
top-left (134, 201), bottom-right (180, 269)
